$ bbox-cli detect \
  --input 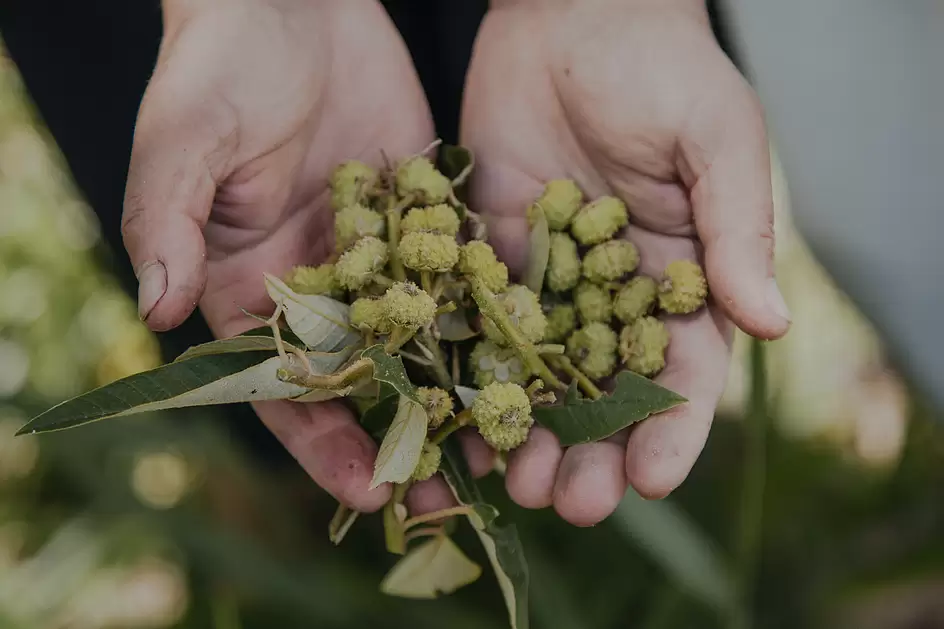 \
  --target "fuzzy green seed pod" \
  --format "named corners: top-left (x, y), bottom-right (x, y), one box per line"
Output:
top-left (412, 441), bottom-right (442, 481)
top-left (396, 156), bottom-right (452, 205)
top-left (582, 240), bottom-right (639, 283)
top-left (574, 281), bottom-right (612, 324)
top-left (401, 204), bottom-right (461, 237)
top-left (381, 281), bottom-right (437, 328)
top-left (658, 260), bottom-right (708, 314)
top-left (334, 236), bottom-right (389, 290)
top-left (613, 276), bottom-right (658, 324)
top-left (469, 340), bottom-right (531, 388)
top-left (399, 231), bottom-right (460, 273)
top-left (566, 322), bottom-right (619, 380)
top-left (620, 316), bottom-right (670, 377)
top-left (334, 203), bottom-right (386, 251)
top-left (571, 196), bottom-right (629, 245)
top-left (417, 386), bottom-right (453, 429)
top-left (283, 264), bottom-right (343, 299)
top-left (483, 284), bottom-right (547, 345)
top-left (530, 179), bottom-right (583, 231)
top-left (350, 297), bottom-right (392, 335)
top-left (471, 382), bottom-right (533, 451)
top-left (543, 303), bottom-right (577, 343)
top-left (546, 232), bottom-right (582, 292)
top-left (458, 241), bottom-right (509, 293)
top-left (330, 160), bottom-right (378, 211)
